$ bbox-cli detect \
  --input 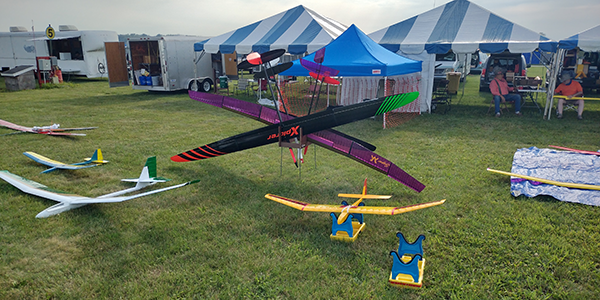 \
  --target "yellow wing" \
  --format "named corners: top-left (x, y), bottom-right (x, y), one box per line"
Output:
top-left (338, 193), bottom-right (392, 199)
top-left (487, 168), bottom-right (600, 191)
top-left (264, 194), bottom-right (445, 215)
